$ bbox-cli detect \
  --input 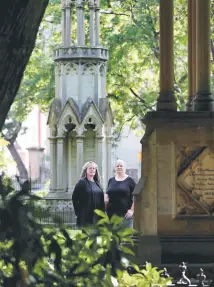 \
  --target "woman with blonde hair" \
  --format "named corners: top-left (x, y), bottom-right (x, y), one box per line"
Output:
top-left (105, 159), bottom-right (136, 228)
top-left (72, 161), bottom-right (105, 227)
